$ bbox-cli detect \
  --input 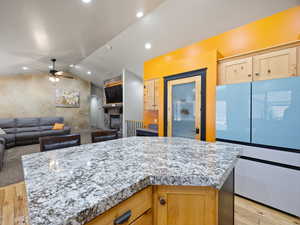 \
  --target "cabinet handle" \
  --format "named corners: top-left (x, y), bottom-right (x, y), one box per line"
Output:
top-left (248, 74), bottom-right (251, 77)
top-left (159, 197), bottom-right (166, 205)
top-left (114, 210), bottom-right (132, 225)
top-left (267, 69), bottom-right (271, 73)
top-left (255, 73), bottom-right (259, 76)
